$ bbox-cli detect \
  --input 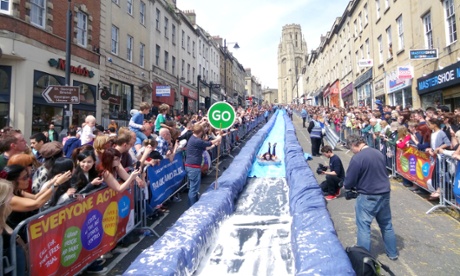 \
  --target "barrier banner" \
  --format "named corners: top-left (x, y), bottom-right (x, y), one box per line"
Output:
top-left (148, 153), bottom-right (186, 207)
top-left (395, 147), bottom-right (435, 189)
top-left (27, 187), bottom-right (135, 276)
